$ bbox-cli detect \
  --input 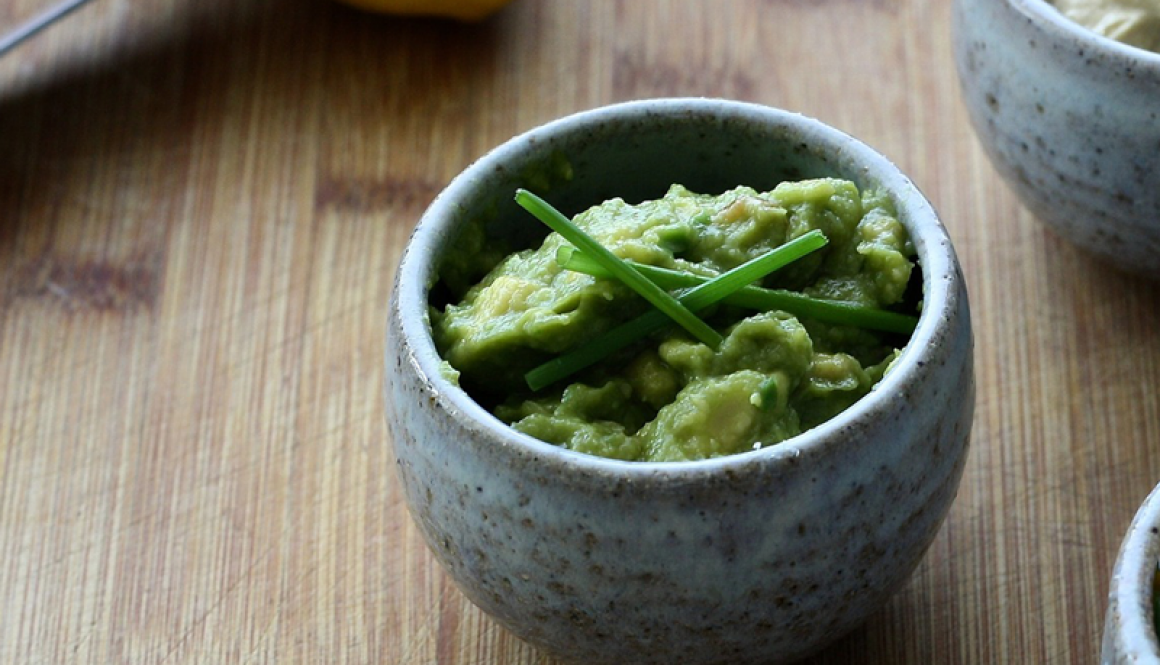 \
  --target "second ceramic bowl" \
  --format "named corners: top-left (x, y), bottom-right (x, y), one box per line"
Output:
top-left (953, 0), bottom-right (1160, 274)
top-left (1103, 482), bottom-right (1160, 663)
